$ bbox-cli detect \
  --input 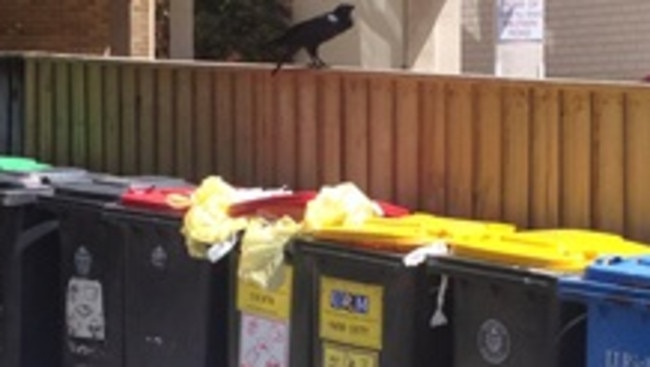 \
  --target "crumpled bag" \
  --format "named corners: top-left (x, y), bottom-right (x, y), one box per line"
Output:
top-left (304, 182), bottom-right (383, 231)
top-left (238, 217), bottom-right (301, 291)
top-left (181, 176), bottom-right (248, 259)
